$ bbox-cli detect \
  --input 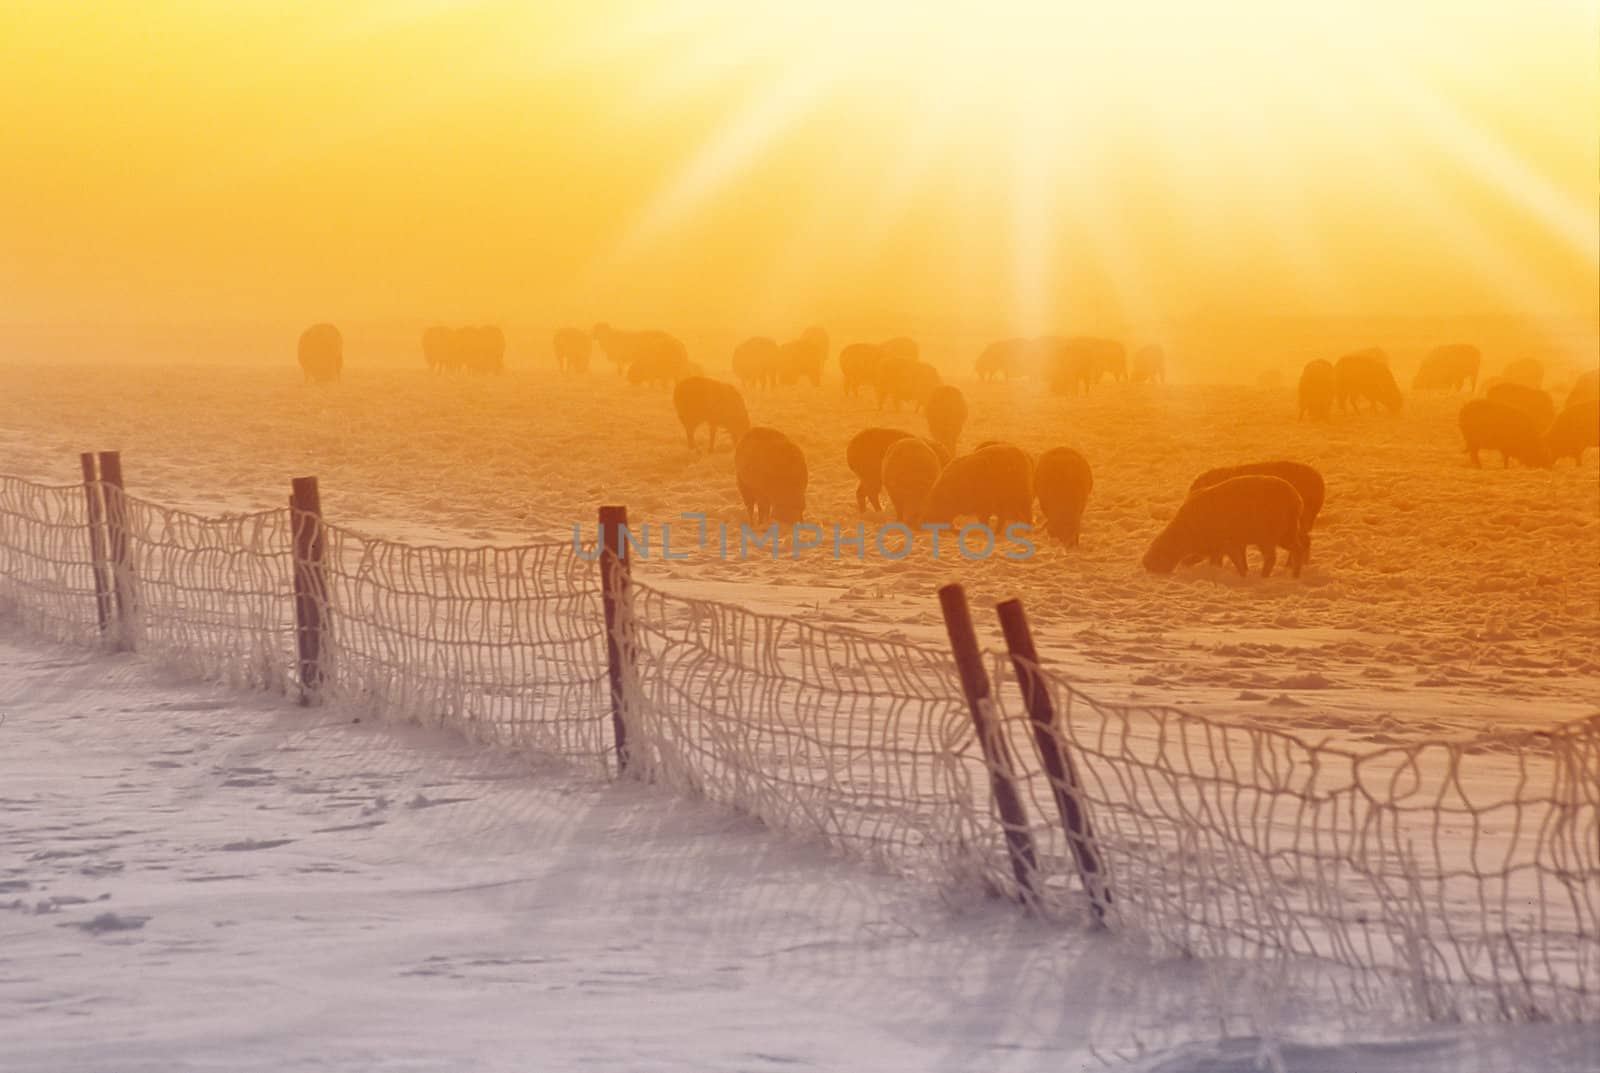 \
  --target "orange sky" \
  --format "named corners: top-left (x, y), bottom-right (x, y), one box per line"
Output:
top-left (1, 2), bottom-right (1596, 337)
